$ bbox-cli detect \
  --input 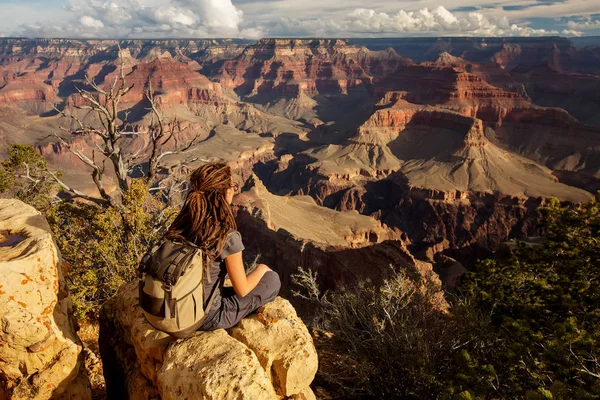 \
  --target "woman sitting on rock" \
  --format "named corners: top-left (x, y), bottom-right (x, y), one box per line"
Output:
top-left (165, 161), bottom-right (281, 331)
